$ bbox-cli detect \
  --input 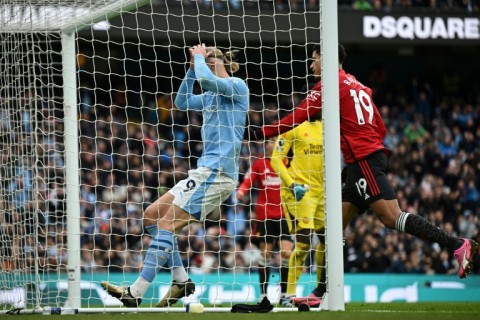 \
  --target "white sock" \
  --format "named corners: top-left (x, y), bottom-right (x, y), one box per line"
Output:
top-left (172, 266), bottom-right (189, 283)
top-left (129, 276), bottom-right (151, 298)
